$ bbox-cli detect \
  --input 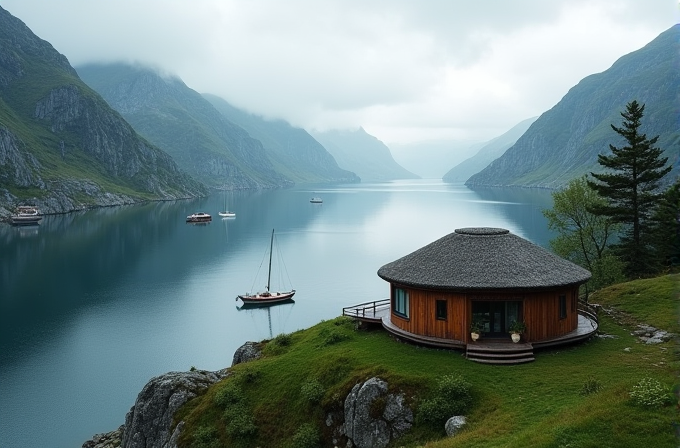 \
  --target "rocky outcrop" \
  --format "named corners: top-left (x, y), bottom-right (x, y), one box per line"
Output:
top-left (120, 369), bottom-right (228, 448)
top-left (231, 341), bottom-right (262, 366)
top-left (342, 377), bottom-right (413, 448)
top-left (82, 426), bottom-right (124, 448)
